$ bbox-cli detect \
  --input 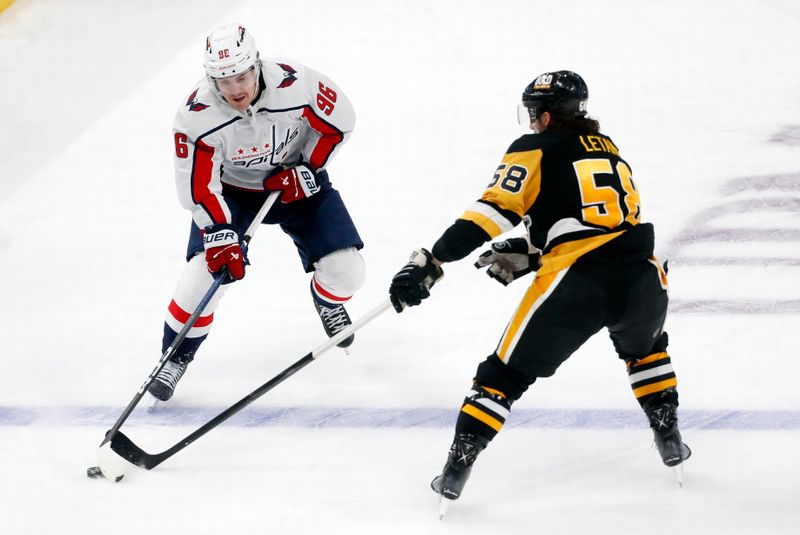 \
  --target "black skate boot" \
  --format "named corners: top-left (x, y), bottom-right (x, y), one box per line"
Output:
top-left (653, 424), bottom-right (691, 467)
top-left (311, 284), bottom-right (354, 348)
top-left (643, 390), bottom-right (691, 467)
top-left (643, 389), bottom-right (691, 488)
top-left (431, 433), bottom-right (488, 503)
top-left (148, 358), bottom-right (190, 402)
